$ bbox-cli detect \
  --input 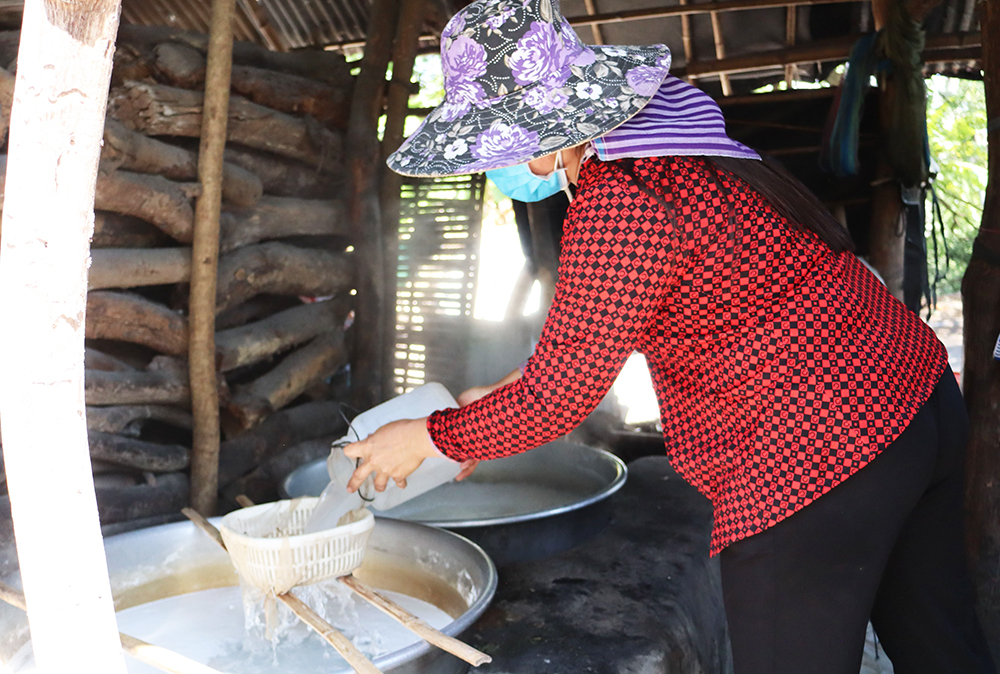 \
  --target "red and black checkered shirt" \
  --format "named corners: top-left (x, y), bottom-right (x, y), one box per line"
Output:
top-left (428, 155), bottom-right (948, 554)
